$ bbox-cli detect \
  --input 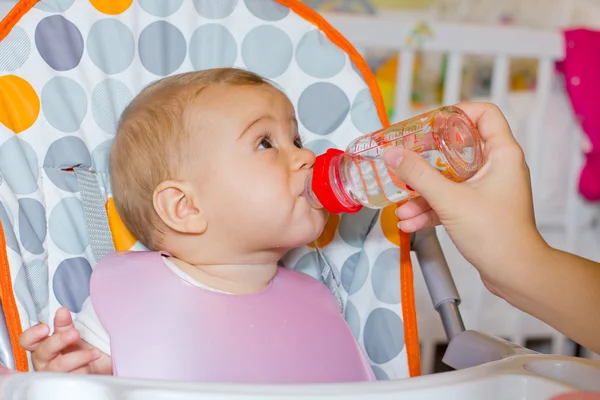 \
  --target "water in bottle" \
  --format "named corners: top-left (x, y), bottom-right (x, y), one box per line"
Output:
top-left (304, 106), bottom-right (483, 214)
